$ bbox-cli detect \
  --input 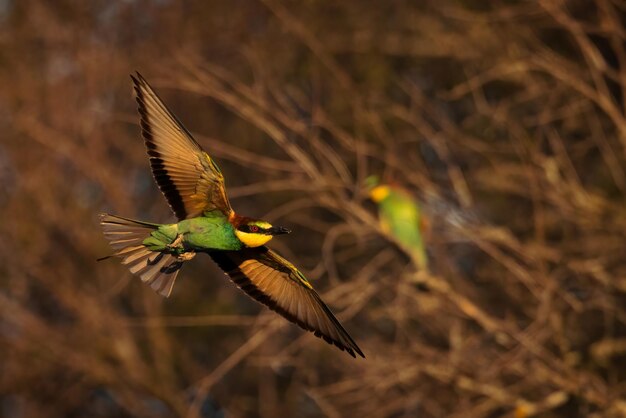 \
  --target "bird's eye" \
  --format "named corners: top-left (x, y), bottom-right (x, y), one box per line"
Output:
top-left (249, 225), bottom-right (259, 233)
